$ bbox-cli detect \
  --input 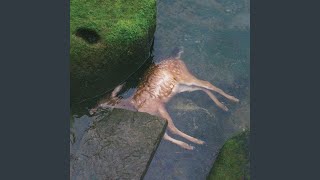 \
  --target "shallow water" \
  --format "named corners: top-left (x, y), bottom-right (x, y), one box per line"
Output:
top-left (71, 0), bottom-right (249, 179)
top-left (143, 0), bottom-right (250, 179)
